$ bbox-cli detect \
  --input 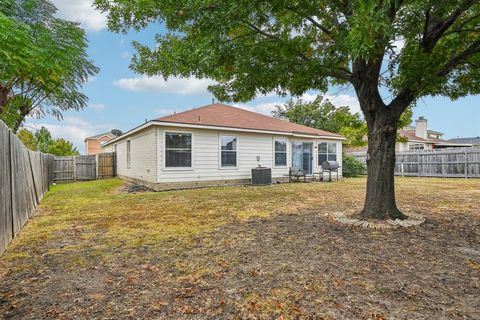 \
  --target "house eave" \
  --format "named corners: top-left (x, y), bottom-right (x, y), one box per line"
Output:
top-left (104, 121), bottom-right (346, 146)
